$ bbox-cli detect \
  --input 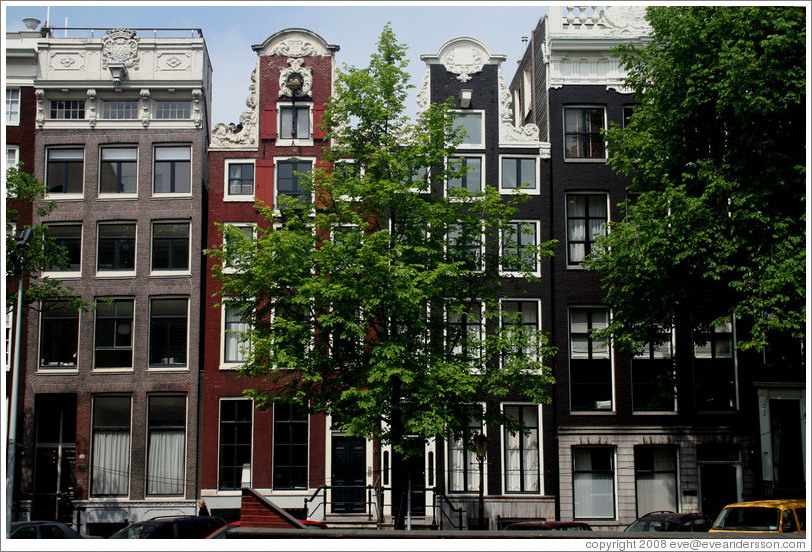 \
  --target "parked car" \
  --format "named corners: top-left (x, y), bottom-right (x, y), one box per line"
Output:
top-left (206, 519), bottom-right (329, 538)
top-left (505, 521), bottom-right (592, 531)
top-left (624, 511), bottom-right (712, 532)
top-left (108, 515), bottom-right (226, 538)
top-left (710, 499), bottom-right (806, 534)
top-left (10, 521), bottom-right (84, 539)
